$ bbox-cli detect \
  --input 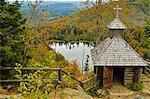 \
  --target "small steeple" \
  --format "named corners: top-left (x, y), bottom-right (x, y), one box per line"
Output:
top-left (108, 1), bottom-right (126, 38)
